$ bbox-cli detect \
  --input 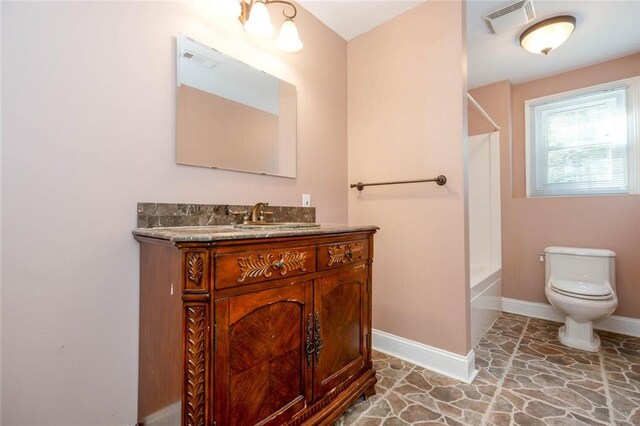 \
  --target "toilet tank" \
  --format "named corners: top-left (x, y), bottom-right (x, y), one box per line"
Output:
top-left (544, 246), bottom-right (616, 290)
